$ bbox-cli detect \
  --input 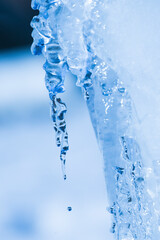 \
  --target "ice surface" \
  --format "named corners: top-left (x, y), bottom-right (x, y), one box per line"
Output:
top-left (31, 0), bottom-right (160, 239)
top-left (90, 0), bottom-right (160, 165)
